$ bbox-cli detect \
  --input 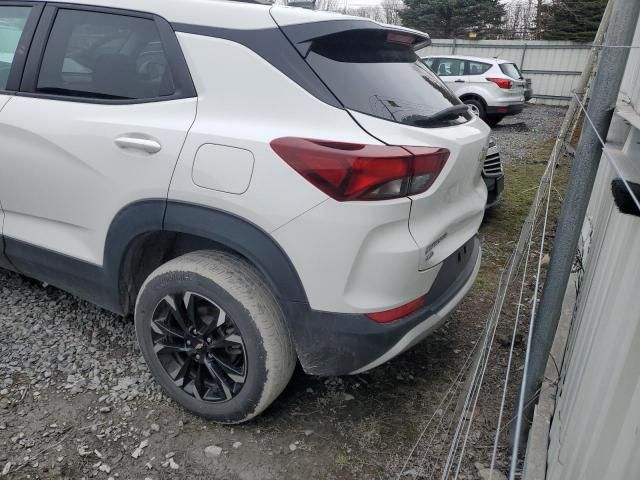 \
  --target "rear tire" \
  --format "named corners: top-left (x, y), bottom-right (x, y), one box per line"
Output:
top-left (463, 98), bottom-right (486, 121)
top-left (135, 251), bottom-right (296, 424)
